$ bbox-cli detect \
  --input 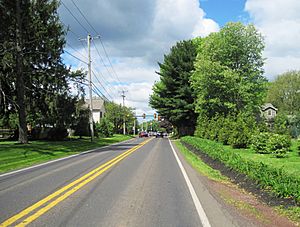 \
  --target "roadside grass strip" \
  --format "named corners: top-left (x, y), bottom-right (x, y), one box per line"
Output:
top-left (0, 138), bottom-right (152, 227)
top-left (174, 140), bottom-right (228, 182)
top-left (0, 135), bottom-right (132, 174)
